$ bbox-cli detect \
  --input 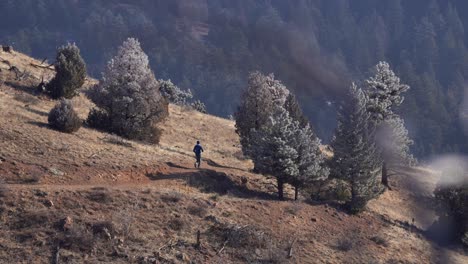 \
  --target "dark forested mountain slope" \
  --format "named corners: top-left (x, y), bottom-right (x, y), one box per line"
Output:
top-left (1, 0), bottom-right (467, 157)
